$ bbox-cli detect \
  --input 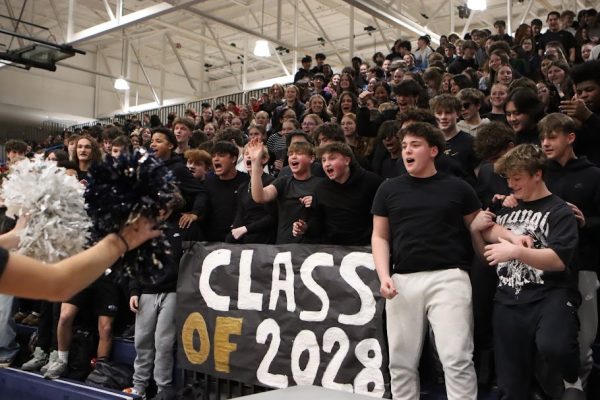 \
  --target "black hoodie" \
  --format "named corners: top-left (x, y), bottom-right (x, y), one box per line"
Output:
top-left (310, 165), bottom-right (383, 245)
top-left (163, 155), bottom-right (207, 222)
top-left (545, 157), bottom-right (600, 271)
top-left (130, 155), bottom-right (206, 296)
top-left (575, 113), bottom-right (600, 167)
top-left (226, 173), bottom-right (277, 244)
